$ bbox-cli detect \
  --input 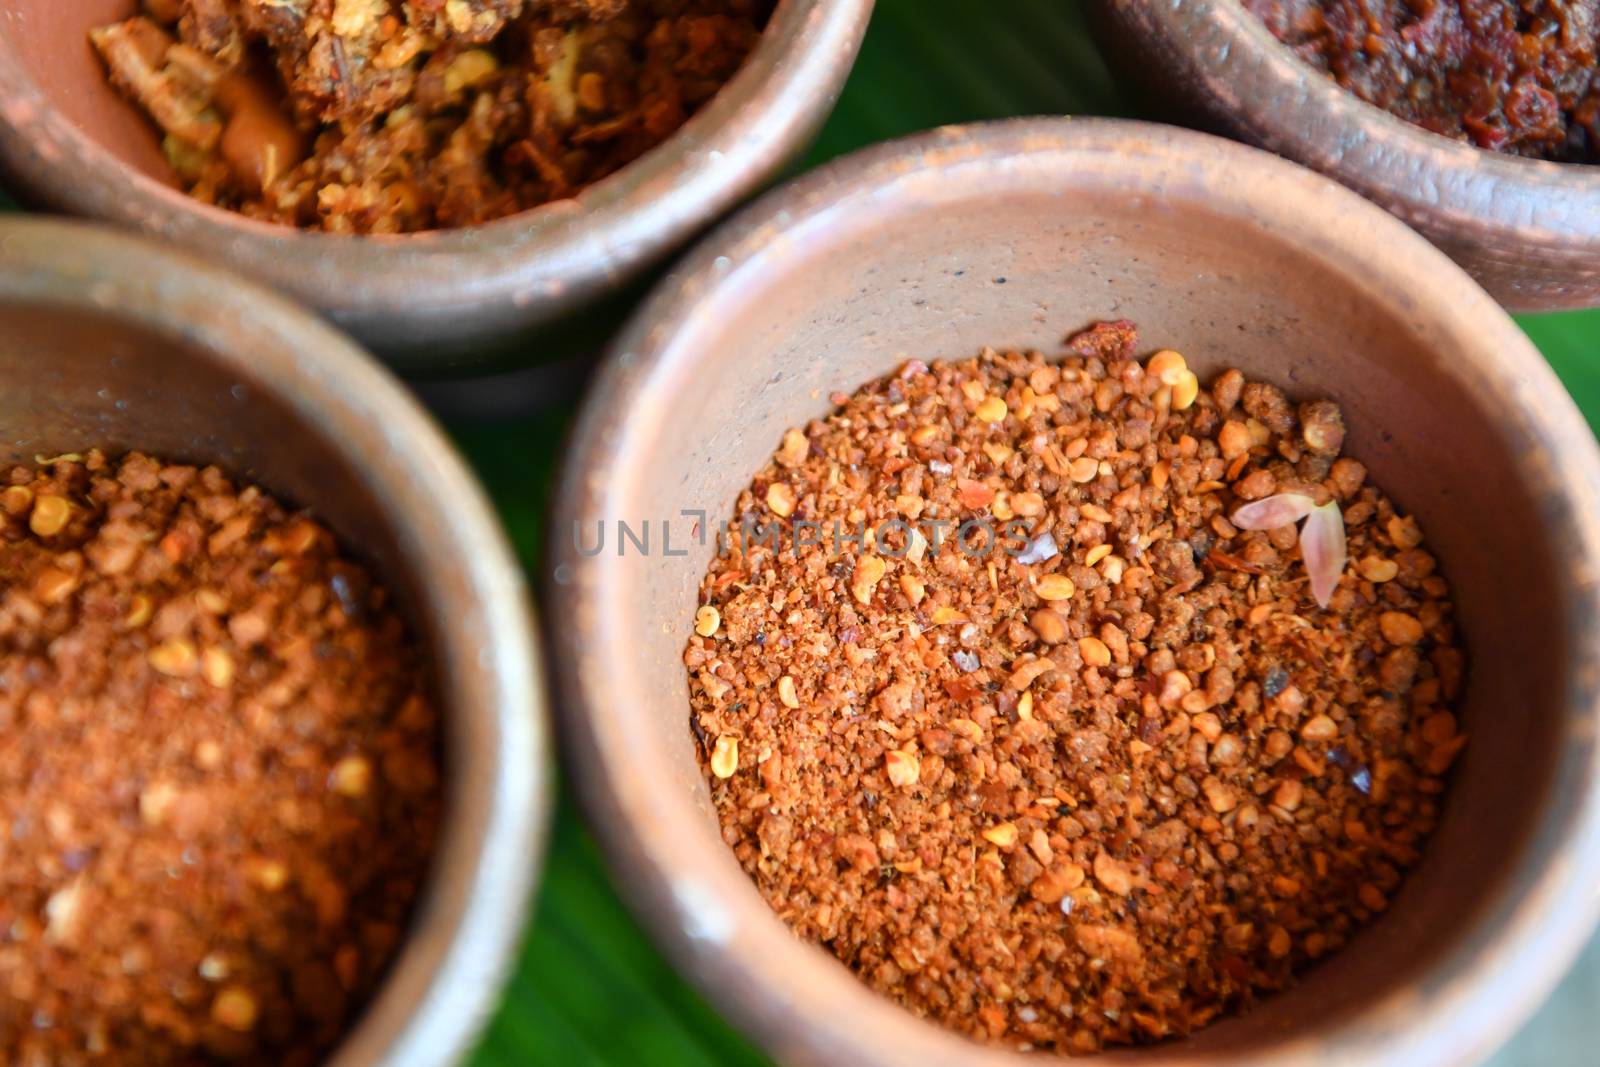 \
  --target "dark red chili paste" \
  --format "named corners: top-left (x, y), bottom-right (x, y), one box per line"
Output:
top-left (1245, 0), bottom-right (1599, 162)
